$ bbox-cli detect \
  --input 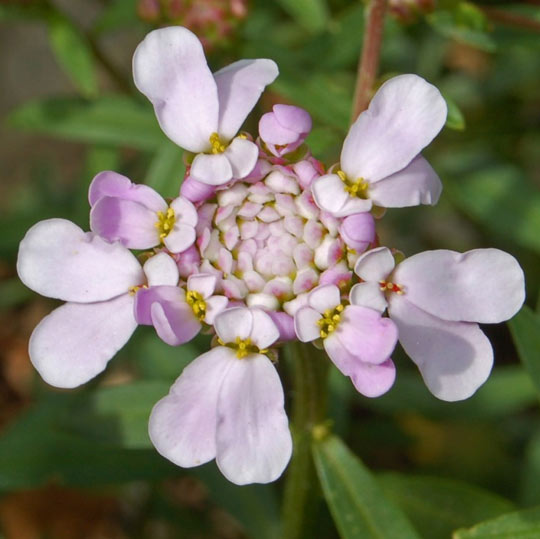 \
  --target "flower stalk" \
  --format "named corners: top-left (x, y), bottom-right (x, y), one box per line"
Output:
top-left (351, 0), bottom-right (387, 122)
top-left (282, 341), bottom-right (330, 539)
